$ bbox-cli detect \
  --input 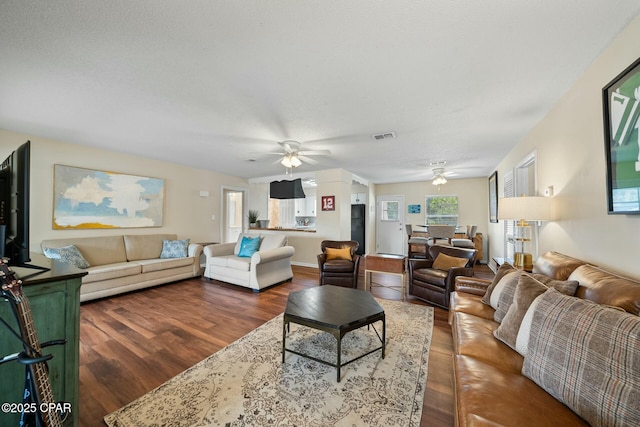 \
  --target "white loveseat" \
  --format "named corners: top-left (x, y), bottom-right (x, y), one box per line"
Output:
top-left (41, 234), bottom-right (202, 302)
top-left (203, 233), bottom-right (295, 291)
